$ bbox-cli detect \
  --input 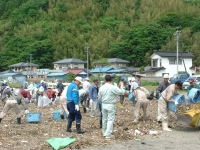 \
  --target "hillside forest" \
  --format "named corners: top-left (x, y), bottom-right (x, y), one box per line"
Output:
top-left (0, 0), bottom-right (200, 71)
